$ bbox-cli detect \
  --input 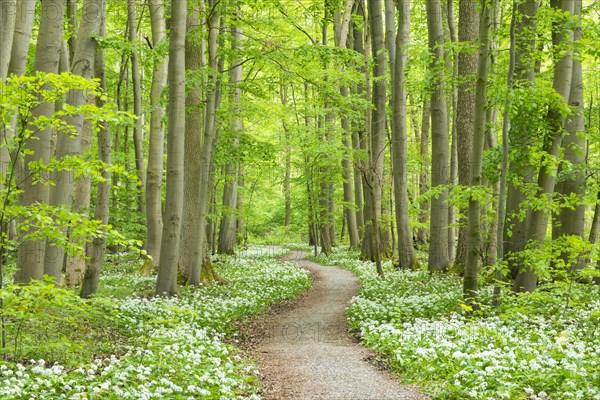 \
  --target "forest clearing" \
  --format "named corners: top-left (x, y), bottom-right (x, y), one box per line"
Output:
top-left (1, 0), bottom-right (600, 398)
